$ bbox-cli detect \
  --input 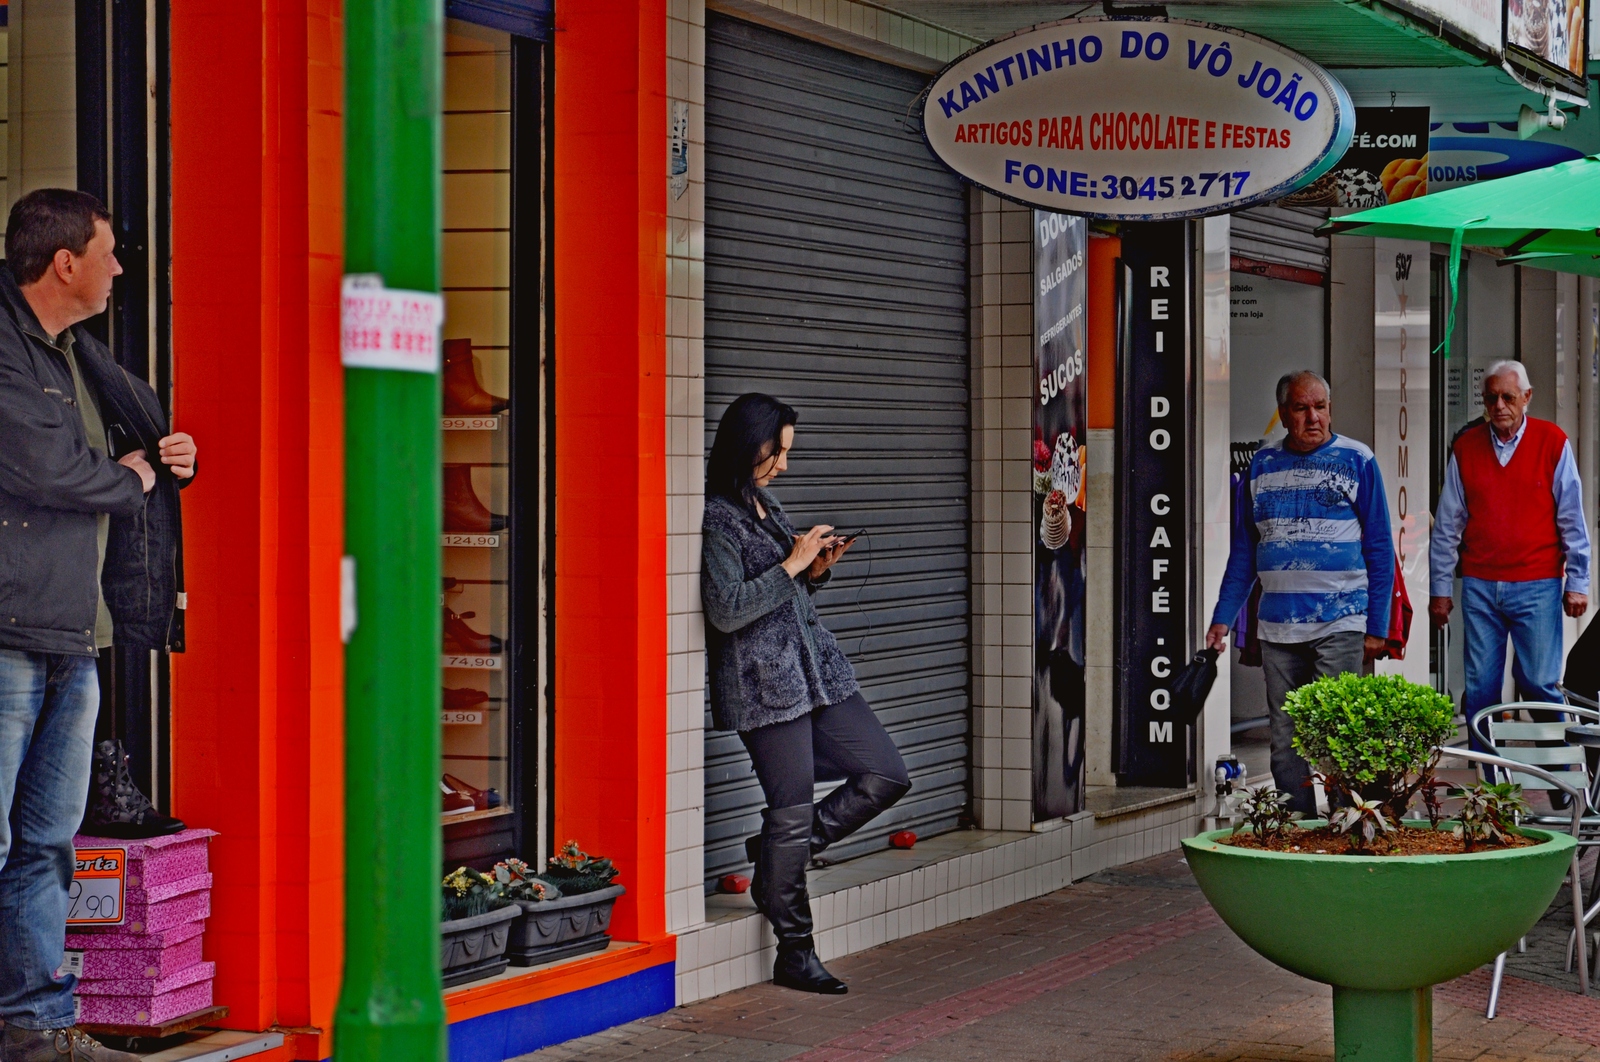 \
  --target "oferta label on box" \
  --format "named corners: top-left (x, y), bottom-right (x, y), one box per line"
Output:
top-left (68, 847), bottom-right (127, 926)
